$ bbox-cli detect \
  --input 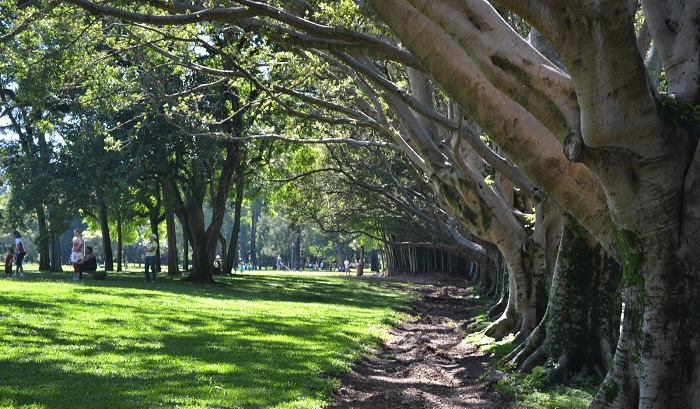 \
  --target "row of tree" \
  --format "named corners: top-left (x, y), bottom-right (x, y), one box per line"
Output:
top-left (0, 3), bottom-right (463, 280)
top-left (3, 0), bottom-right (698, 407)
